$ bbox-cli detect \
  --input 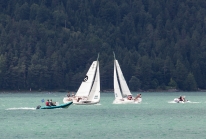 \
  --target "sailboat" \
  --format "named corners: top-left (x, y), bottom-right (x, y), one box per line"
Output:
top-left (63, 54), bottom-right (100, 105)
top-left (113, 52), bottom-right (142, 104)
